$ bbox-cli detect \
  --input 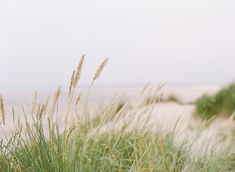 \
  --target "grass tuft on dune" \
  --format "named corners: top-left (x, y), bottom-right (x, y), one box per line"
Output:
top-left (195, 83), bottom-right (235, 120)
